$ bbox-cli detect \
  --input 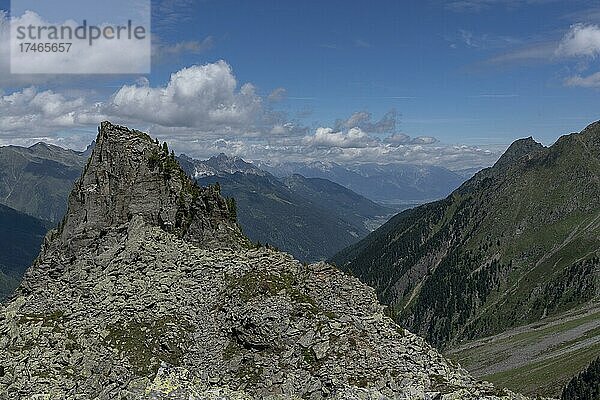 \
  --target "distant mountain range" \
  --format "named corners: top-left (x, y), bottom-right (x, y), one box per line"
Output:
top-left (179, 153), bottom-right (267, 178)
top-left (331, 123), bottom-right (600, 397)
top-left (257, 160), bottom-right (467, 205)
top-left (180, 154), bottom-right (393, 261)
top-left (0, 142), bottom-right (85, 299)
top-left (0, 143), bottom-right (467, 224)
top-left (0, 203), bottom-right (49, 299)
top-left (0, 144), bottom-right (471, 285)
top-left (0, 142), bottom-right (88, 222)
